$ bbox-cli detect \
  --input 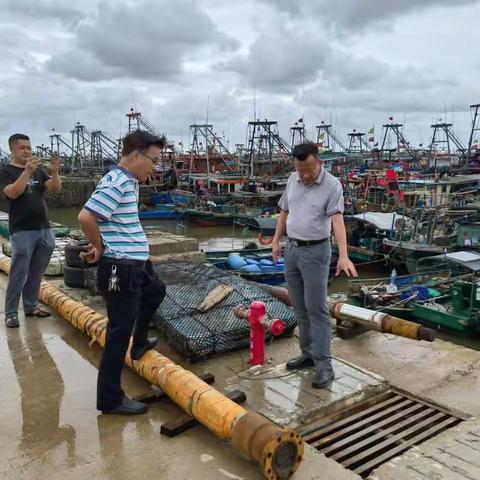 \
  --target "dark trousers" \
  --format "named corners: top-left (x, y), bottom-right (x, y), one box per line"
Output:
top-left (96, 259), bottom-right (166, 411)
